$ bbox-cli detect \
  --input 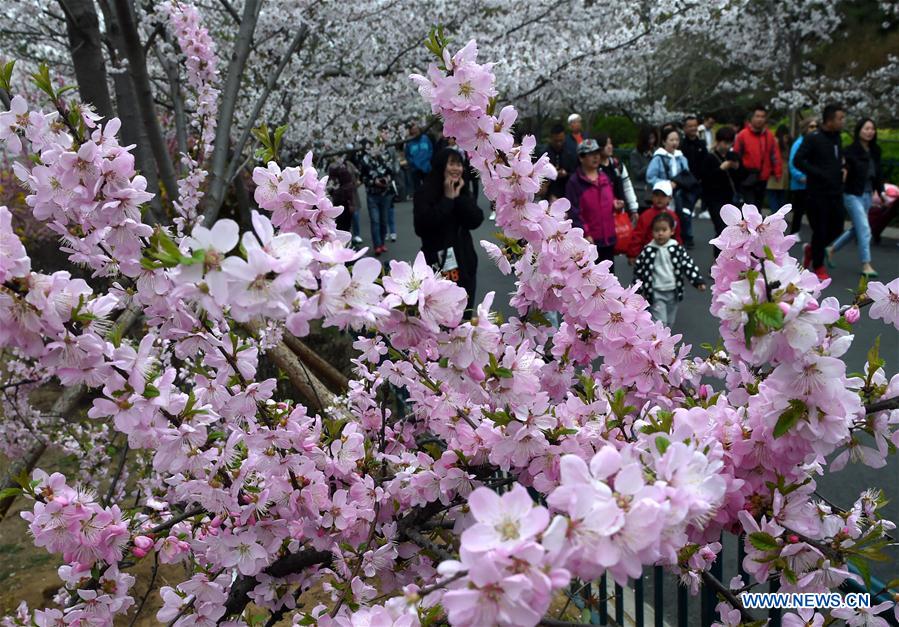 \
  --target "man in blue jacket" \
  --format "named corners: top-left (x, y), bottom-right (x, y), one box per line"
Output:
top-left (404, 122), bottom-right (433, 193)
